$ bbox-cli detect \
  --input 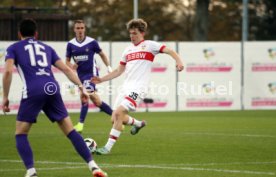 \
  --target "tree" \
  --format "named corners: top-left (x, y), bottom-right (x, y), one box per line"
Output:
top-left (208, 0), bottom-right (241, 41)
top-left (193, 0), bottom-right (210, 41)
top-left (1, 0), bottom-right (275, 41)
top-left (249, 0), bottom-right (276, 40)
top-left (65, 0), bottom-right (189, 41)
